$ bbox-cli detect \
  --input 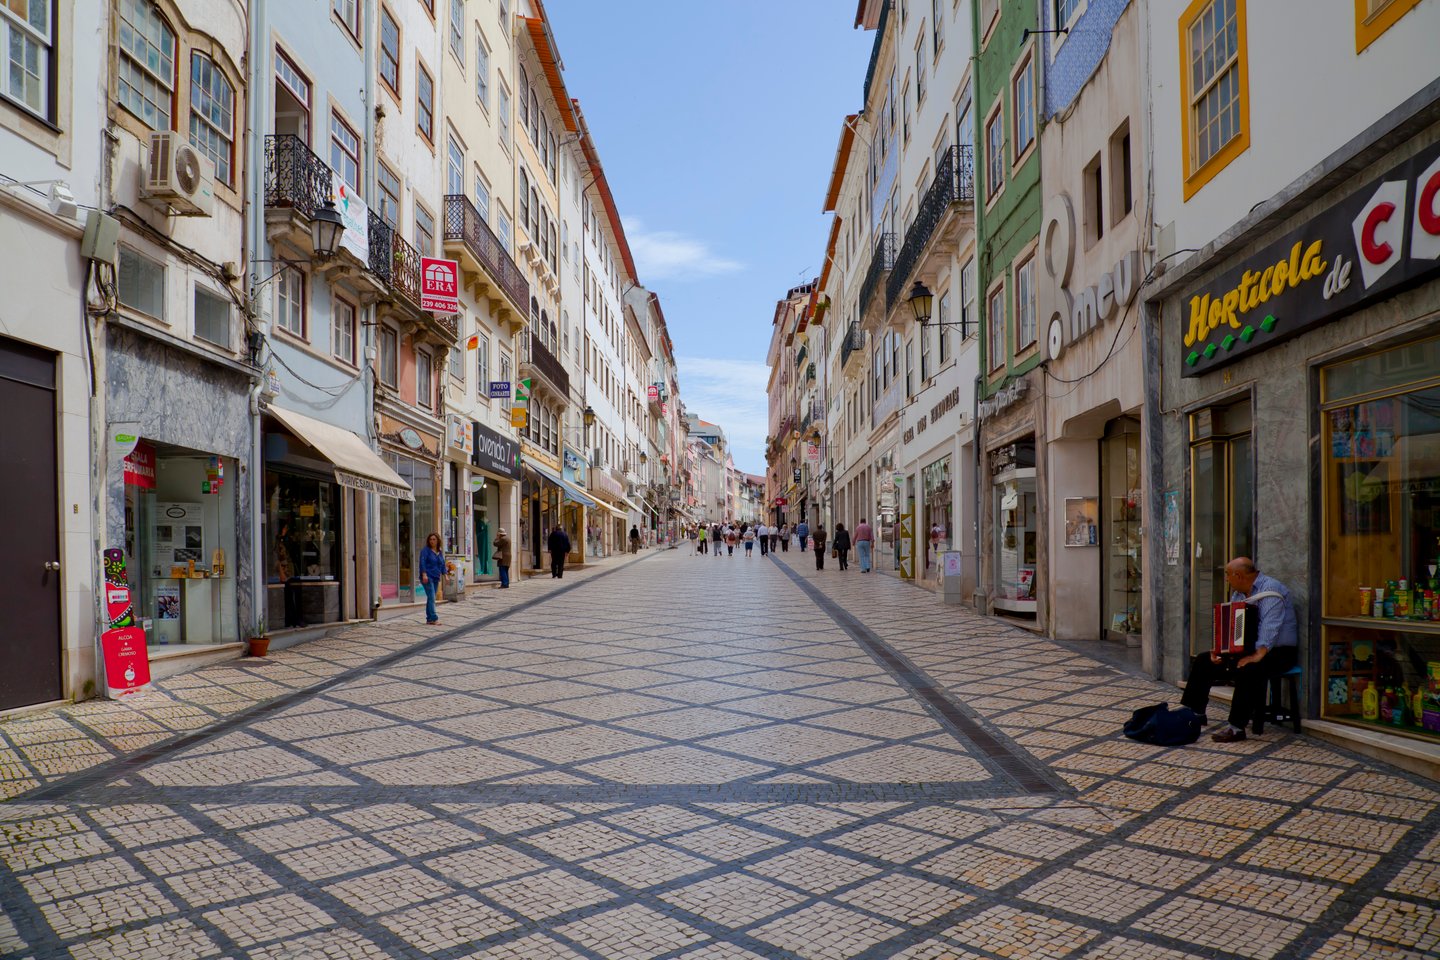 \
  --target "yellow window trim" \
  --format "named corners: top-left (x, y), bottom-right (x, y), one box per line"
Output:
top-left (1177, 0), bottom-right (1250, 202)
top-left (1354, 0), bottom-right (1423, 53)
